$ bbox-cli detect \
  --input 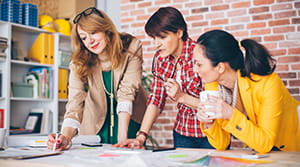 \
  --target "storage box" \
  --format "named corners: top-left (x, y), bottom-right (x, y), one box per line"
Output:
top-left (12, 82), bottom-right (33, 98)
top-left (58, 0), bottom-right (96, 19)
